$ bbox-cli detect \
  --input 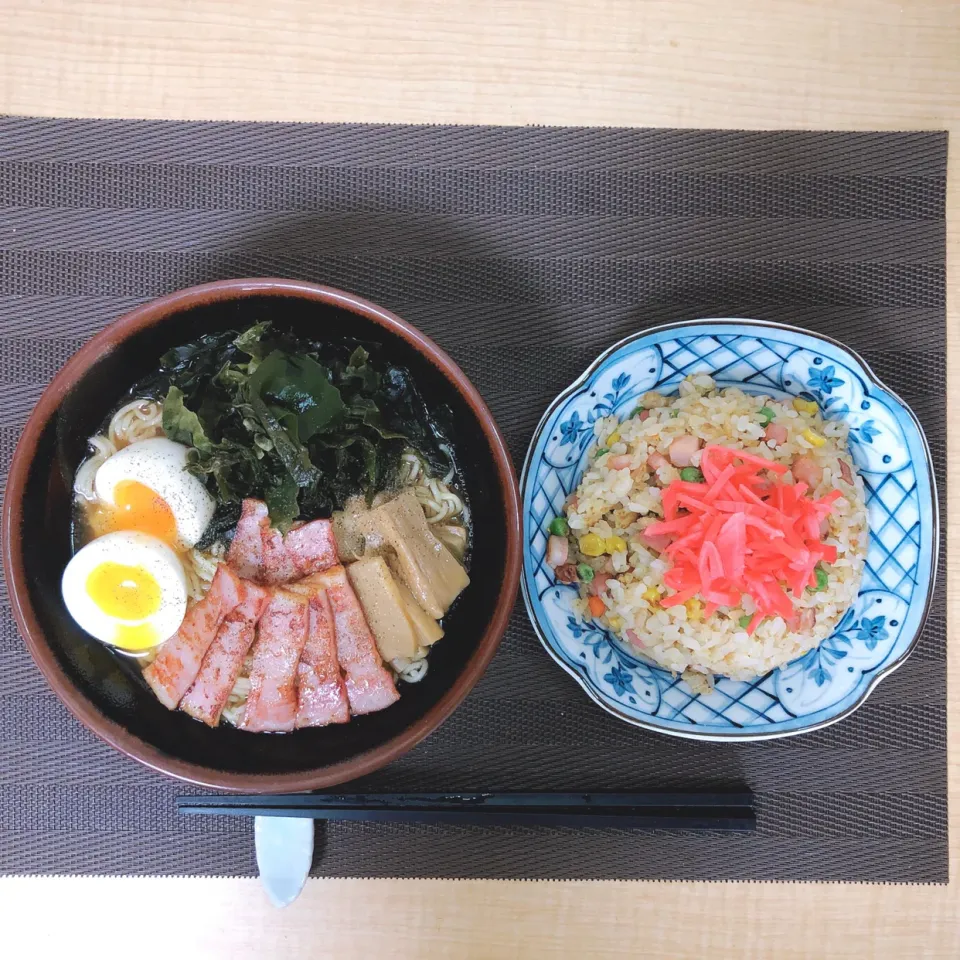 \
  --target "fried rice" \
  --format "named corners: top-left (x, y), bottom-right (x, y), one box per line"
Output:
top-left (561, 375), bottom-right (868, 687)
